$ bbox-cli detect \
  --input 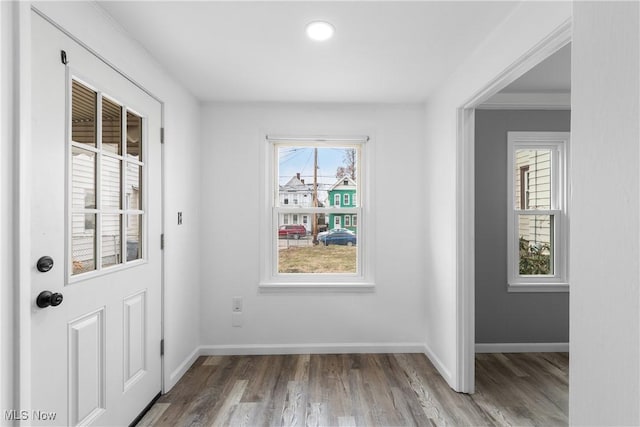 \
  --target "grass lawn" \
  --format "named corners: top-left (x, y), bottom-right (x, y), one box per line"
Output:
top-left (278, 245), bottom-right (357, 273)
